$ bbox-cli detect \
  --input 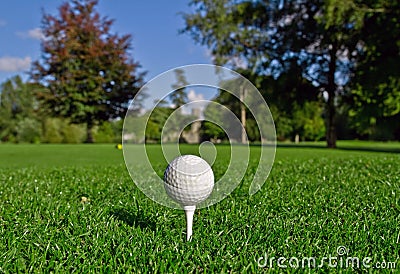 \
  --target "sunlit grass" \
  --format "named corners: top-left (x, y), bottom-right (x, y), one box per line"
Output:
top-left (0, 143), bottom-right (399, 272)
